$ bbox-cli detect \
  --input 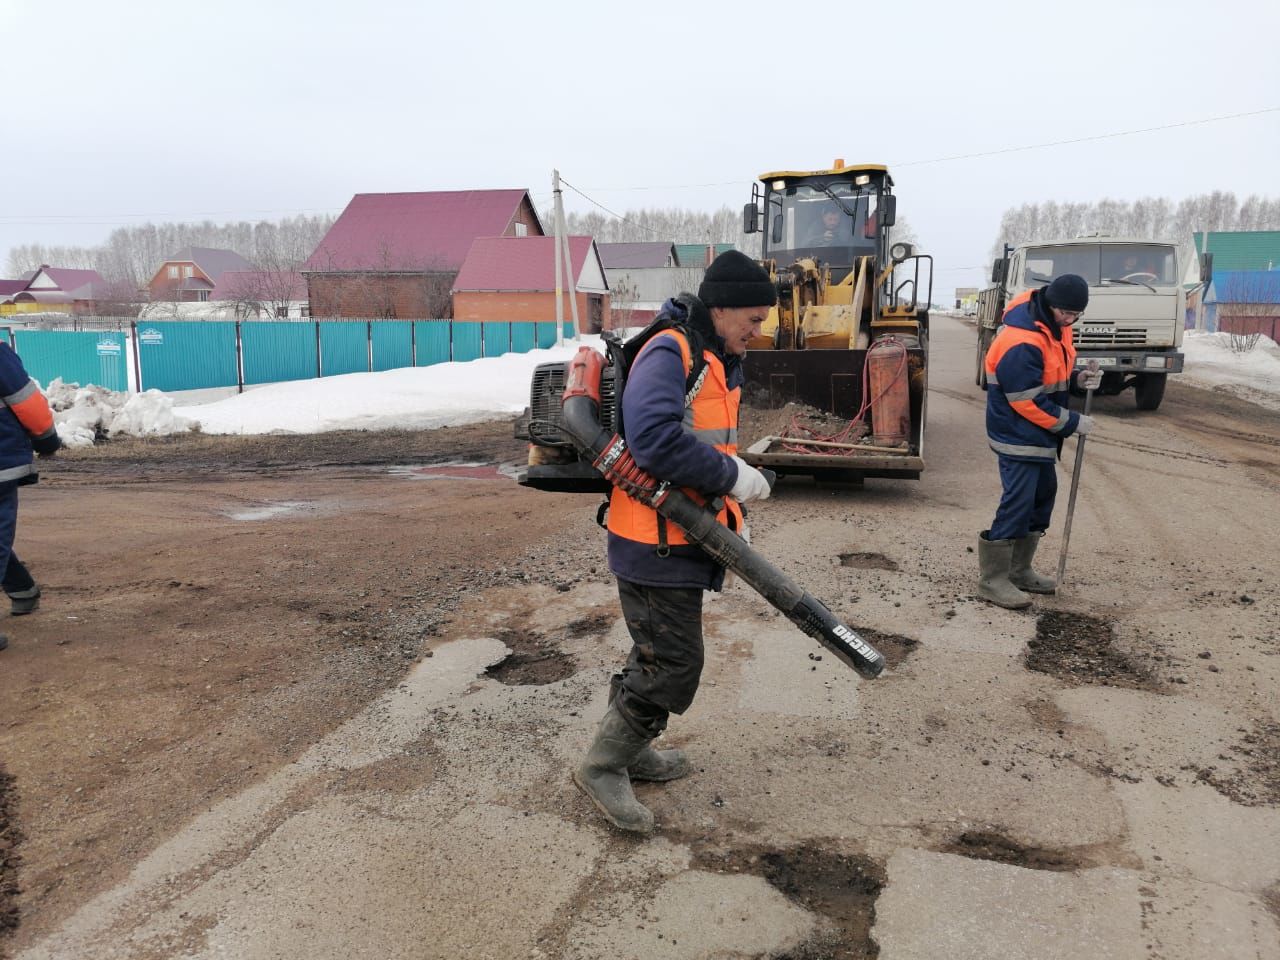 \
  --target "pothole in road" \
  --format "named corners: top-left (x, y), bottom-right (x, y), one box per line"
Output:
top-left (1027, 611), bottom-right (1162, 691)
top-left (1188, 718), bottom-right (1280, 807)
top-left (937, 829), bottom-right (1083, 872)
top-left (838, 552), bottom-right (899, 571)
top-left (564, 610), bottom-right (617, 639)
top-left (691, 841), bottom-right (886, 960)
top-left (485, 627), bottom-right (575, 686)
top-left (854, 627), bottom-right (919, 669)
